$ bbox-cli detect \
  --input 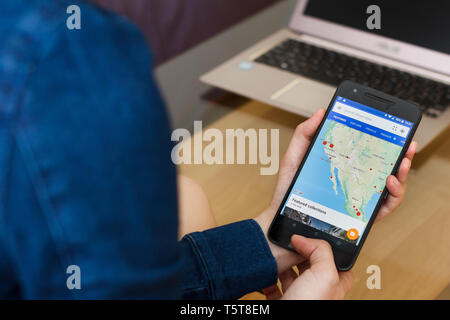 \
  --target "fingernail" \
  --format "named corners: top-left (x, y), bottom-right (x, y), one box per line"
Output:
top-left (404, 158), bottom-right (411, 169)
top-left (393, 176), bottom-right (400, 185)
